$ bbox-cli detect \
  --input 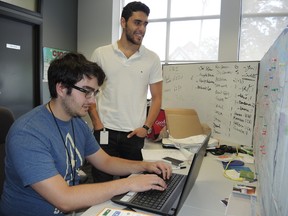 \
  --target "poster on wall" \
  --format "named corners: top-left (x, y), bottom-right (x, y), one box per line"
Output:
top-left (43, 47), bottom-right (68, 82)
